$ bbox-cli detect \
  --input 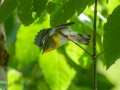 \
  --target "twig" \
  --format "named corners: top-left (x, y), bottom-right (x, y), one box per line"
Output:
top-left (95, 51), bottom-right (104, 58)
top-left (59, 31), bottom-right (92, 57)
top-left (93, 0), bottom-right (97, 90)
